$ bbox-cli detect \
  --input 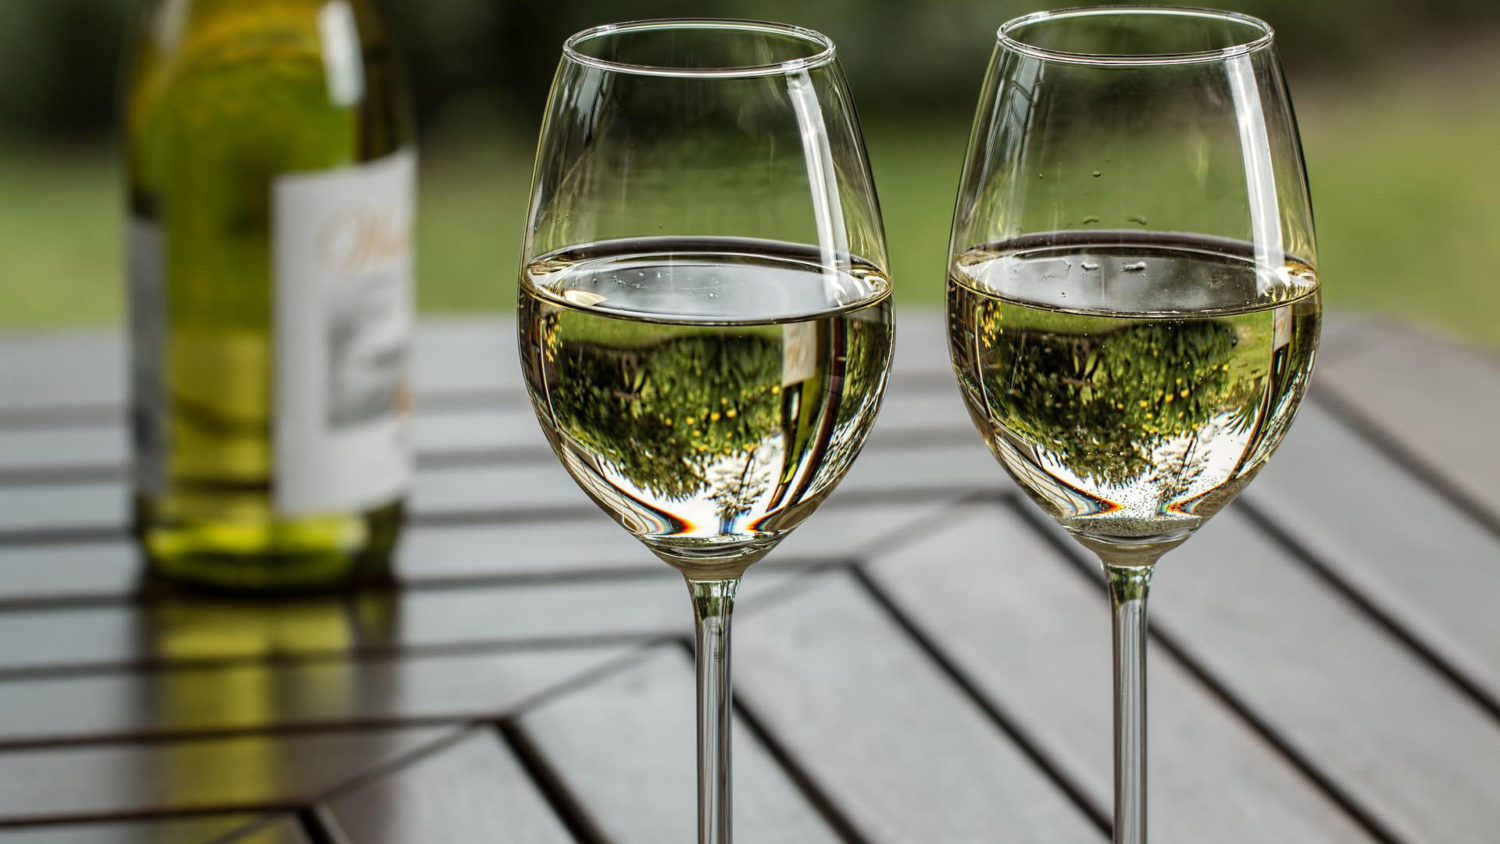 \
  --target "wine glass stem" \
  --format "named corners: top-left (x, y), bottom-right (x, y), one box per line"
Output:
top-left (1107, 563), bottom-right (1153, 844)
top-left (689, 578), bottom-right (739, 844)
